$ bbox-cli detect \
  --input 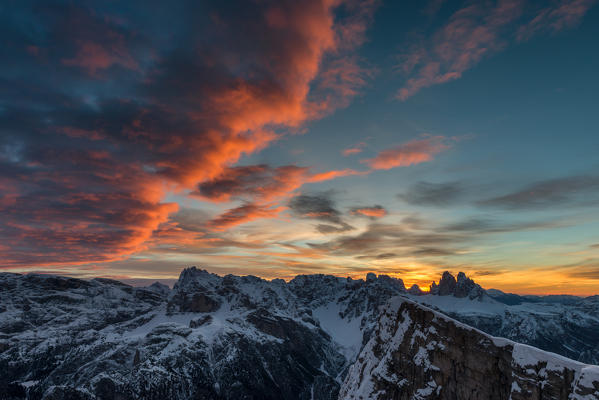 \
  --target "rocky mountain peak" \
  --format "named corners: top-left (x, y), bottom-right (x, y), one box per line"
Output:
top-left (407, 284), bottom-right (423, 295)
top-left (174, 266), bottom-right (219, 290)
top-left (376, 274), bottom-right (406, 292)
top-left (147, 281), bottom-right (170, 295)
top-left (429, 271), bottom-right (485, 300)
top-left (430, 271), bottom-right (457, 295)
